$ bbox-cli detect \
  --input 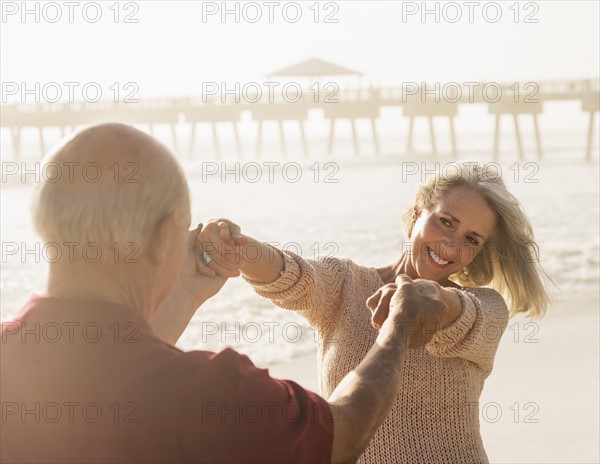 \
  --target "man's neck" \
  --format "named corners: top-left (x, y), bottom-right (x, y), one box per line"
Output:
top-left (46, 263), bottom-right (156, 319)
